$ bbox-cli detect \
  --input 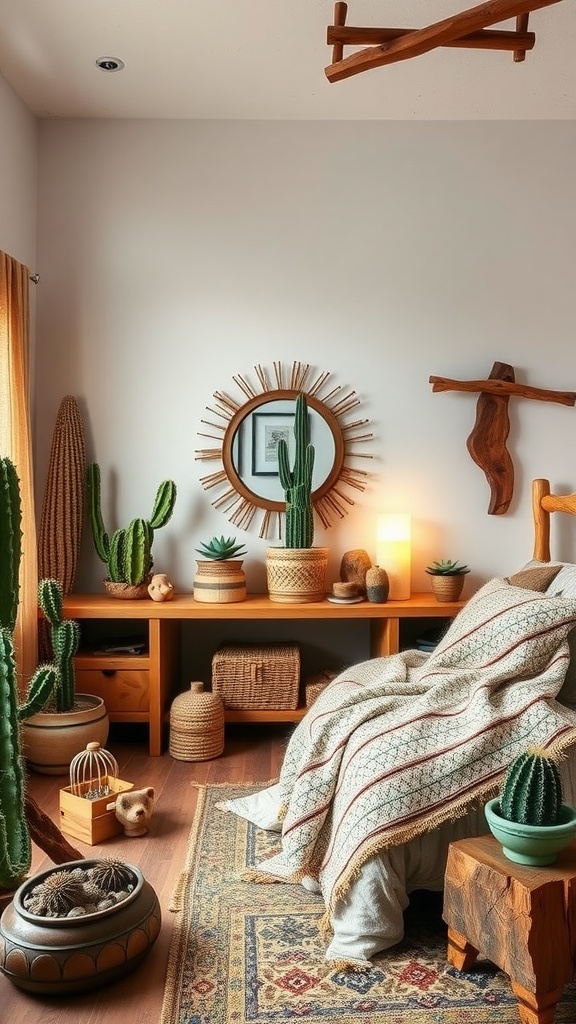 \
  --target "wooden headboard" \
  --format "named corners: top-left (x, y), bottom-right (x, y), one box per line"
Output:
top-left (533, 478), bottom-right (576, 562)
